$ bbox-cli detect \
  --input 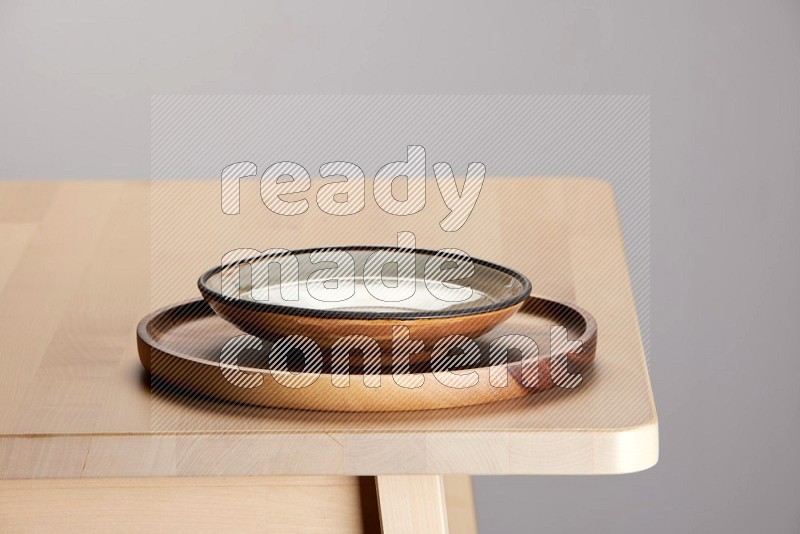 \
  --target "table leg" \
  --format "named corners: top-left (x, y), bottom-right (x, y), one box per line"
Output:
top-left (443, 475), bottom-right (478, 534)
top-left (375, 475), bottom-right (449, 533)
